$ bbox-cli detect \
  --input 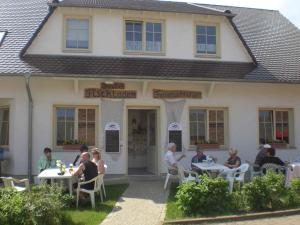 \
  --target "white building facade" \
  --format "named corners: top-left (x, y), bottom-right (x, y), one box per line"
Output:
top-left (0, 0), bottom-right (299, 178)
